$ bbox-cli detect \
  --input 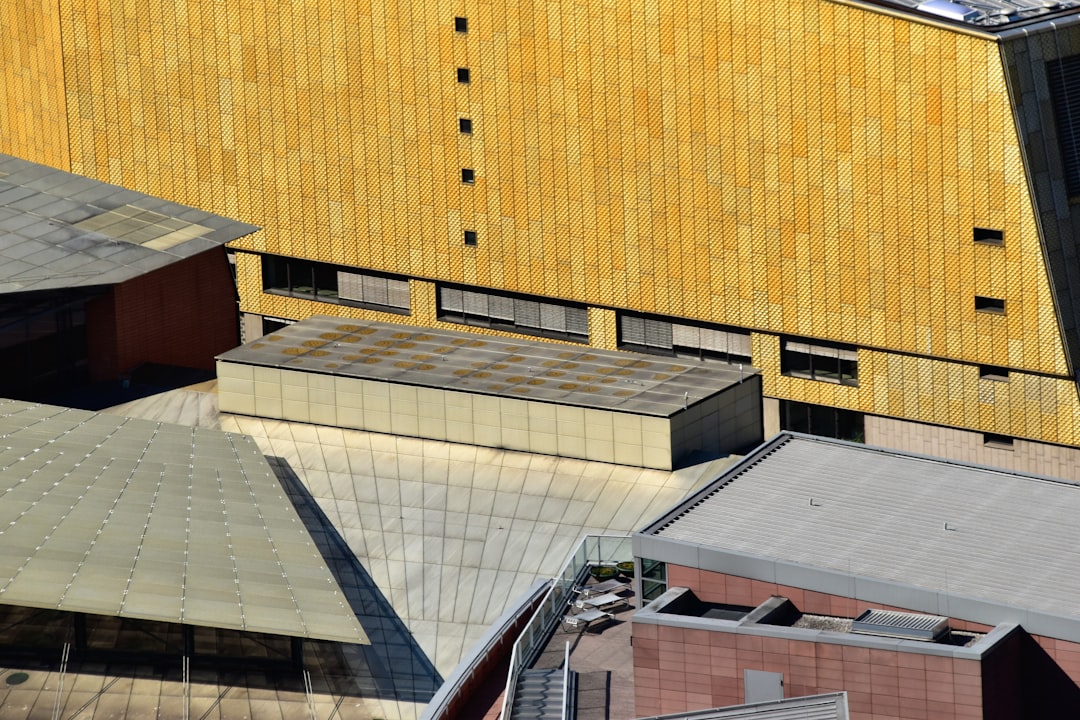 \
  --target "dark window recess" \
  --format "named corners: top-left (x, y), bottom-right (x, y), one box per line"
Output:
top-left (261, 317), bottom-right (293, 335)
top-left (979, 364), bottom-right (1010, 381)
top-left (618, 311), bottom-right (751, 365)
top-left (780, 400), bottom-right (865, 443)
top-left (457, 67), bottom-right (470, 83)
top-left (463, 230), bottom-right (477, 246)
top-left (454, 16), bottom-right (468, 32)
top-left (983, 432), bottom-right (1015, 450)
top-left (974, 228), bottom-right (1004, 246)
top-left (262, 255), bottom-right (410, 314)
top-left (461, 168), bottom-right (475, 184)
top-left (459, 118), bottom-right (473, 134)
top-left (781, 338), bottom-right (859, 386)
top-left (975, 296), bottom-right (1006, 314)
top-left (437, 283), bottom-right (588, 342)
top-left (1047, 55), bottom-right (1080, 197)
